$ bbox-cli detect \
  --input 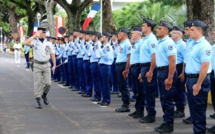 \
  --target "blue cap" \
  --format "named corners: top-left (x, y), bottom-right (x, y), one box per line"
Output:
top-left (160, 21), bottom-right (173, 31)
top-left (173, 26), bottom-right (184, 34)
top-left (118, 27), bottom-right (130, 35)
top-left (143, 18), bottom-right (156, 27)
top-left (184, 20), bottom-right (192, 28)
top-left (131, 26), bottom-right (142, 32)
top-left (191, 19), bottom-right (207, 31)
